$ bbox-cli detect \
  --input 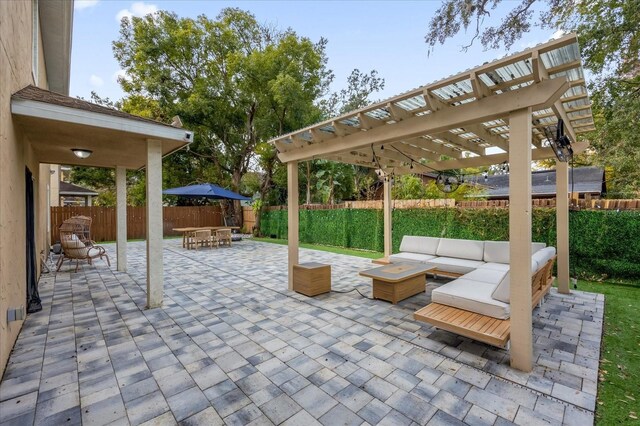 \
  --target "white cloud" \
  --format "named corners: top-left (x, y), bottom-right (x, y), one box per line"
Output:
top-left (89, 74), bottom-right (104, 87)
top-left (549, 29), bottom-right (566, 40)
top-left (74, 0), bottom-right (99, 11)
top-left (116, 2), bottom-right (158, 22)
